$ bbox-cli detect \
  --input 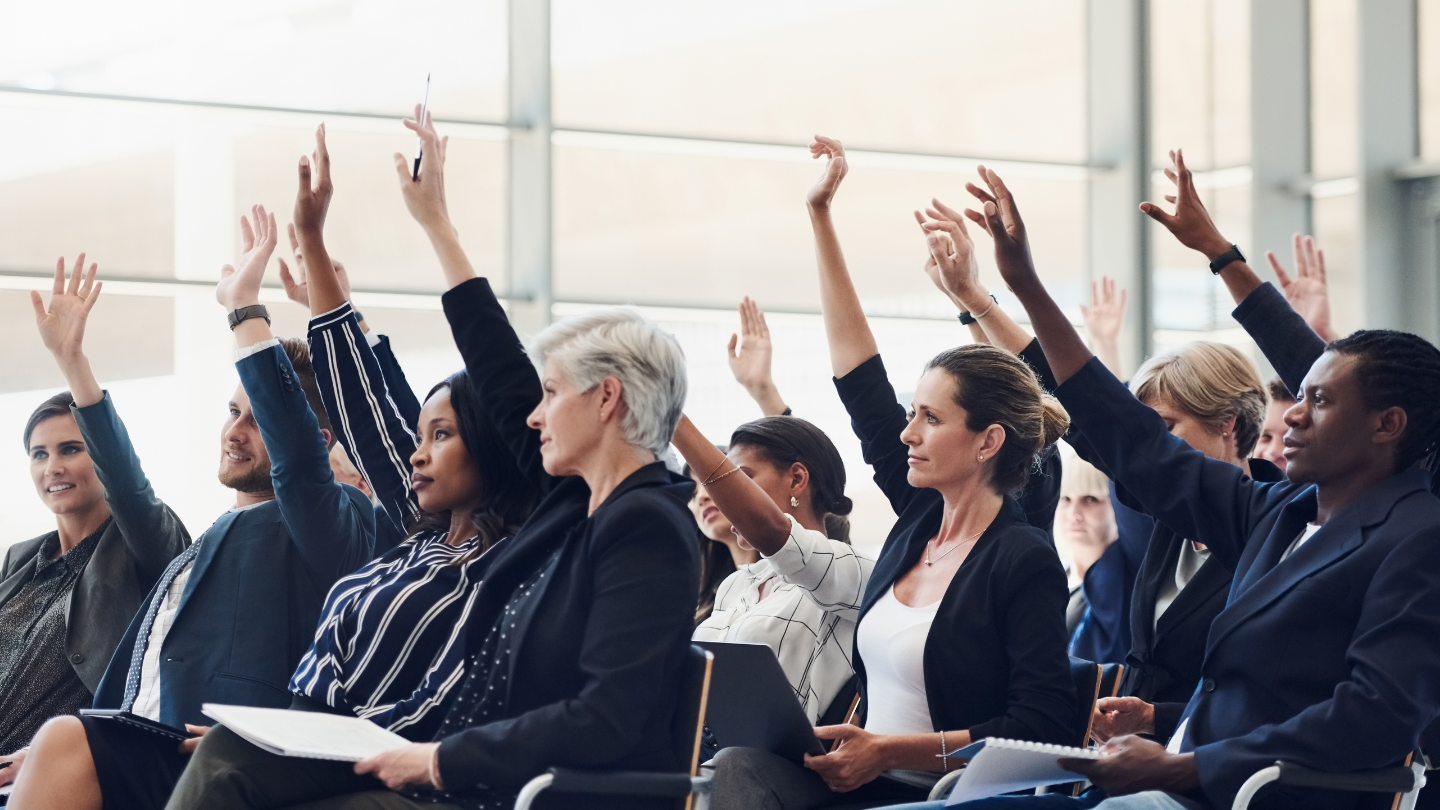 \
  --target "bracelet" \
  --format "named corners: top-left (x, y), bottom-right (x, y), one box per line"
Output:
top-left (958, 294), bottom-right (998, 326)
top-left (700, 456), bottom-right (728, 486)
top-left (971, 298), bottom-right (998, 320)
top-left (704, 466), bottom-right (744, 486)
top-left (940, 729), bottom-right (949, 773)
top-left (428, 744), bottom-right (445, 790)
